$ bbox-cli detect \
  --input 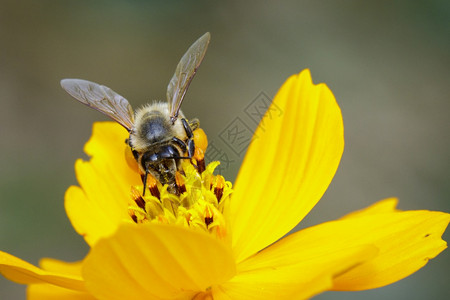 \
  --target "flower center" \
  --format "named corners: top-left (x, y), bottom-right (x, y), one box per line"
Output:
top-left (127, 157), bottom-right (232, 240)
